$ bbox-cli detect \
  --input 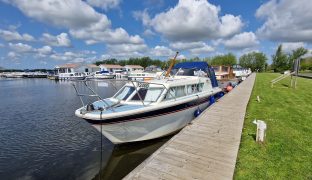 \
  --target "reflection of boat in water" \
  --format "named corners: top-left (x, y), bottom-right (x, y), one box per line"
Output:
top-left (74, 62), bottom-right (222, 144)
top-left (92, 136), bottom-right (171, 180)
